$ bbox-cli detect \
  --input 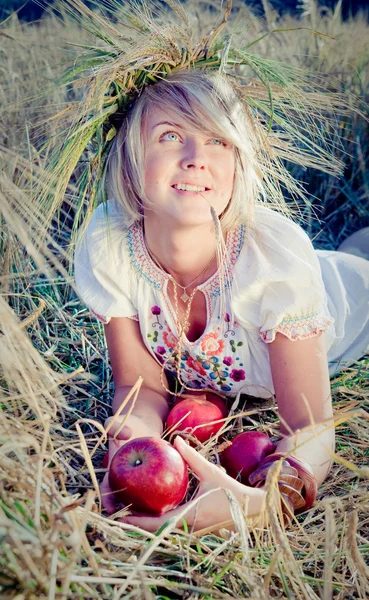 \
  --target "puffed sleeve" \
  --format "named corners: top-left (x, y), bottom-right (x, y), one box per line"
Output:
top-left (232, 207), bottom-right (334, 343)
top-left (74, 201), bottom-right (137, 324)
